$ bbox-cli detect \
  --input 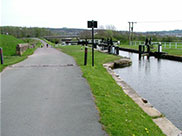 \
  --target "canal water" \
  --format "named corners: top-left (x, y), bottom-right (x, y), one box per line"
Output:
top-left (114, 51), bottom-right (182, 130)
